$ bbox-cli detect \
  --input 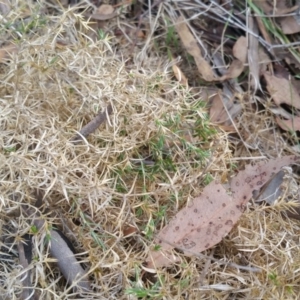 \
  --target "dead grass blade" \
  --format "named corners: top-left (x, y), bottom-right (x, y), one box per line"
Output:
top-left (248, 16), bottom-right (261, 91)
